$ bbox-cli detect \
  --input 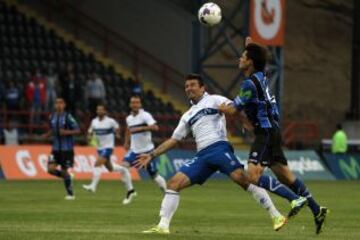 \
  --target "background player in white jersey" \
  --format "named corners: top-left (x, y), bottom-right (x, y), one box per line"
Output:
top-left (135, 74), bottom-right (288, 234)
top-left (121, 96), bottom-right (167, 201)
top-left (83, 104), bottom-right (135, 204)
